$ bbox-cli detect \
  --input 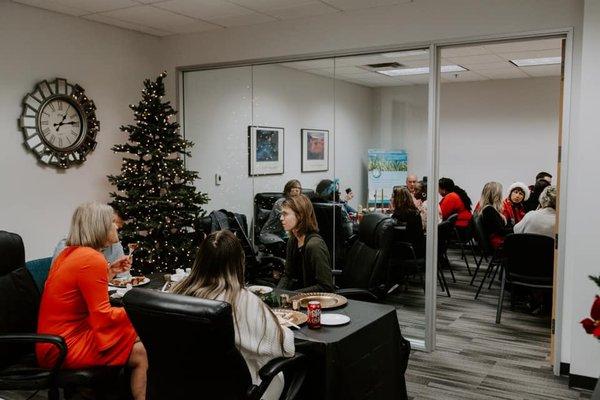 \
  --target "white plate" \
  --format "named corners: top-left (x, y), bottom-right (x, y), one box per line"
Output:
top-left (247, 285), bottom-right (273, 295)
top-left (321, 313), bottom-right (350, 326)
